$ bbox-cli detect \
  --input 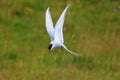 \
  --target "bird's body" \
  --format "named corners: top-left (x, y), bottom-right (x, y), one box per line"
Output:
top-left (45, 4), bottom-right (79, 56)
